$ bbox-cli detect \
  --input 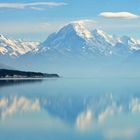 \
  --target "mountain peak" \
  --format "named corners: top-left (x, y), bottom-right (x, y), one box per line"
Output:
top-left (59, 22), bottom-right (93, 40)
top-left (92, 29), bottom-right (118, 46)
